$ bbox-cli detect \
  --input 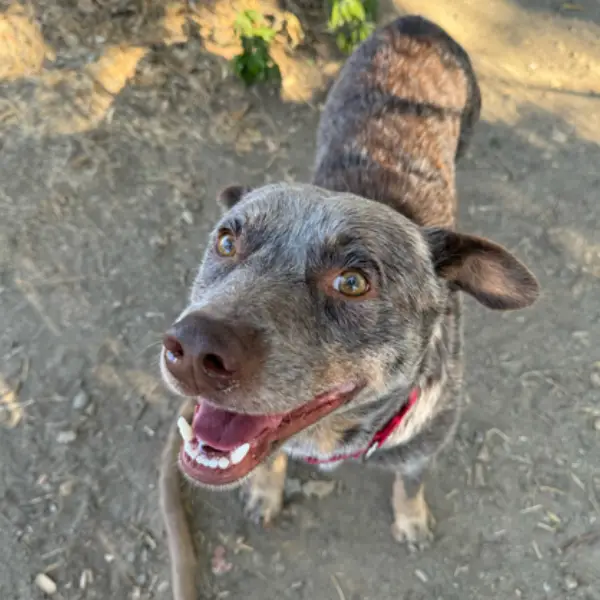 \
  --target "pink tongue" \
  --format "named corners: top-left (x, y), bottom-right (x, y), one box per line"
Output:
top-left (192, 402), bottom-right (283, 451)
